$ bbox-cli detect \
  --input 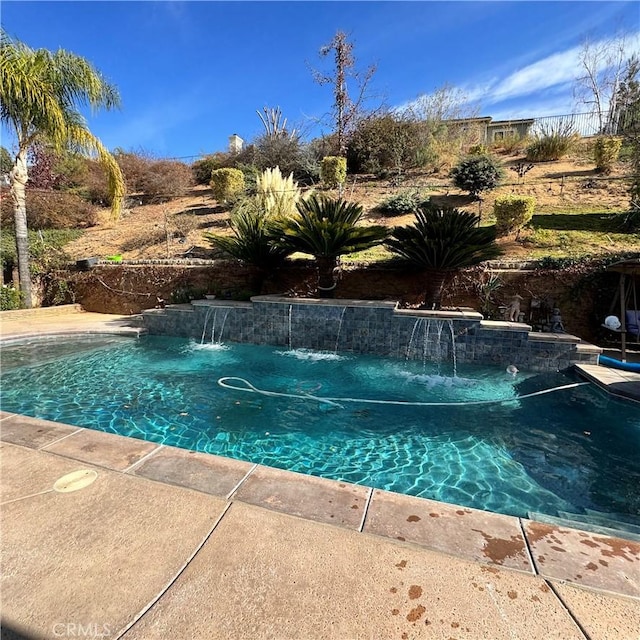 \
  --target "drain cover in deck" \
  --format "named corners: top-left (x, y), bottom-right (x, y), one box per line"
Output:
top-left (53, 470), bottom-right (98, 493)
